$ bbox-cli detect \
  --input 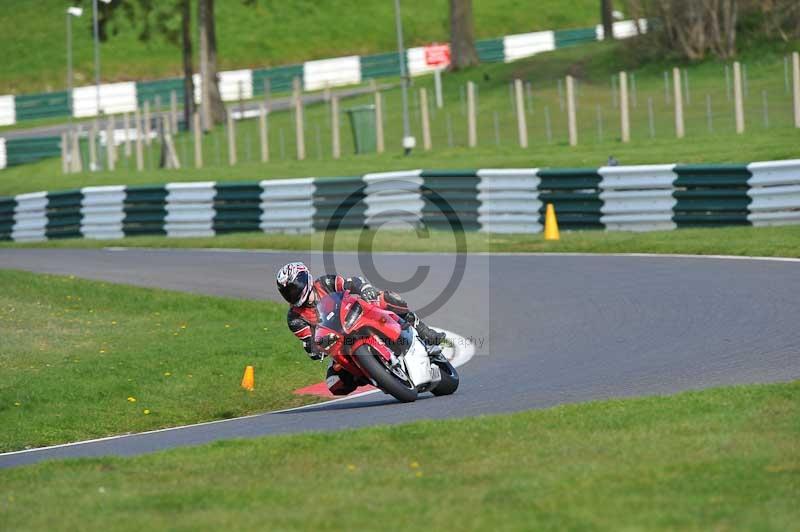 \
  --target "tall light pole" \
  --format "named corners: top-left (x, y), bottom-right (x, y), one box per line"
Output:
top-left (66, 7), bottom-right (83, 126)
top-left (92, 0), bottom-right (112, 116)
top-left (393, 0), bottom-right (415, 155)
